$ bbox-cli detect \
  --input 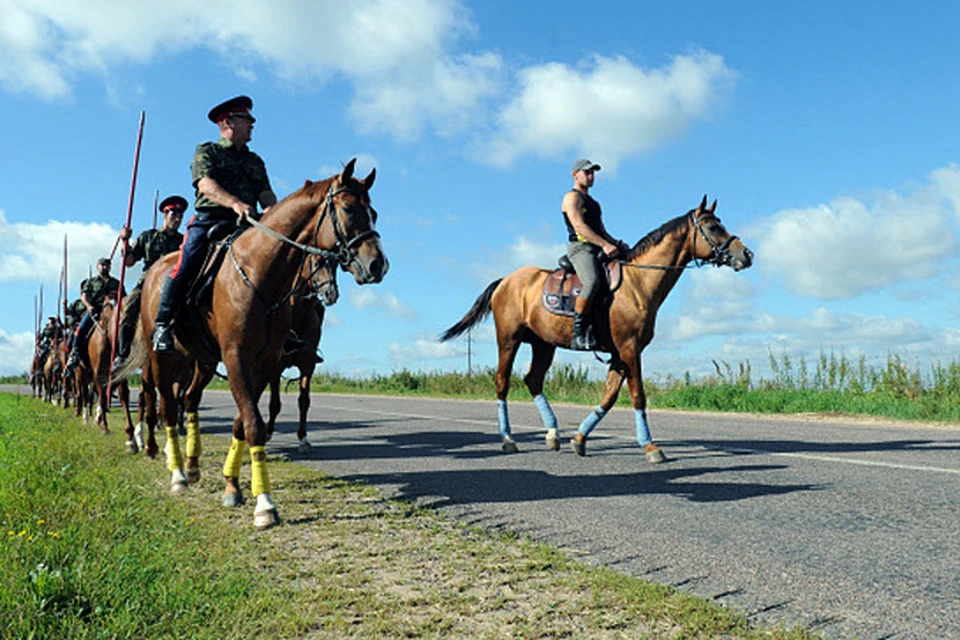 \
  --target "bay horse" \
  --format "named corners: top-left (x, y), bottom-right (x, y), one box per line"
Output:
top-left (80, 300), bottom-right (134, 437)
top-left (440, 196), bottom-right (752, 461)
top-left (266, 255), bottom-right (337, 453)
top-left (114, 158), bottom-right (387, 529)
